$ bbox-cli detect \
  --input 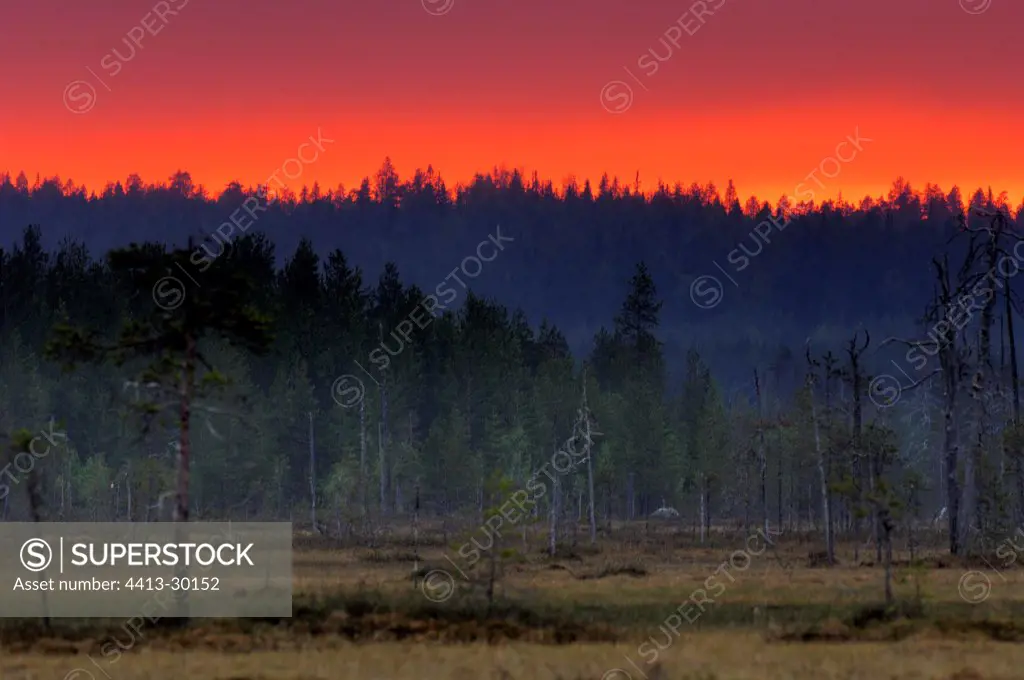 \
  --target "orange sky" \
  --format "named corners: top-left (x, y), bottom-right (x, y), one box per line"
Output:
top-left (2, 0), bottom-right (1022, 205)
